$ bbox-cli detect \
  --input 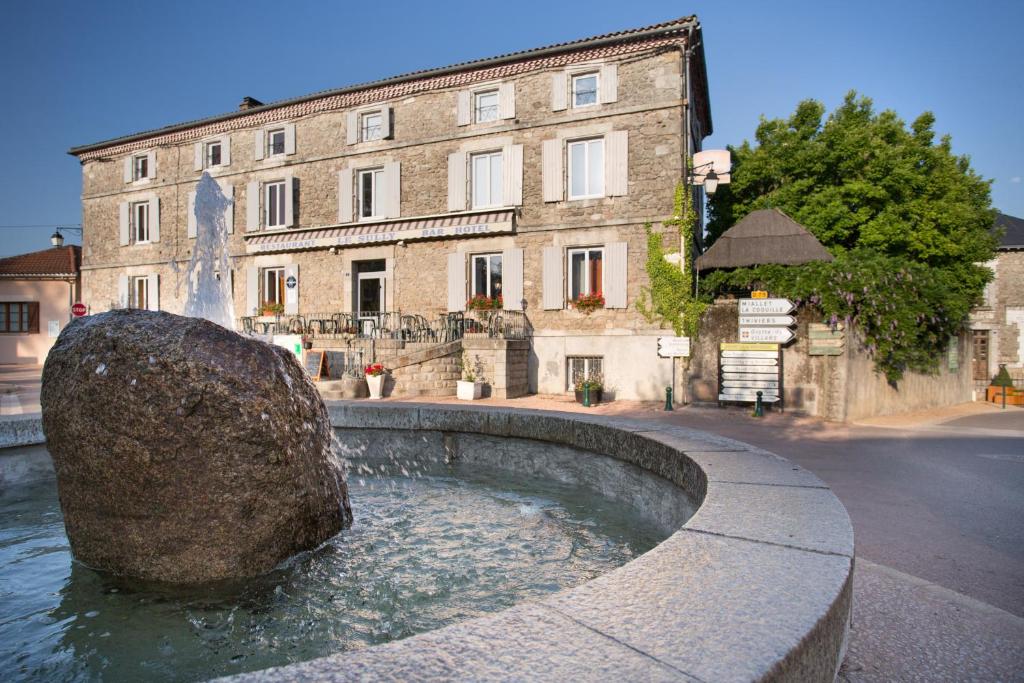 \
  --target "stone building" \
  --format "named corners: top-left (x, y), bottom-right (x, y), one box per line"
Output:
top-left (970, 212), bottom-right (1024, 392)
top-left (67, 17), bottom-right (712, 400)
